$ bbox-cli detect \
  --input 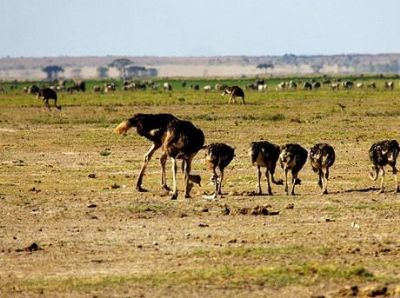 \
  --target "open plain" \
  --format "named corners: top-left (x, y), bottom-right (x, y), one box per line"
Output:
top-left (1, 78), bottom-right (400, 297)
